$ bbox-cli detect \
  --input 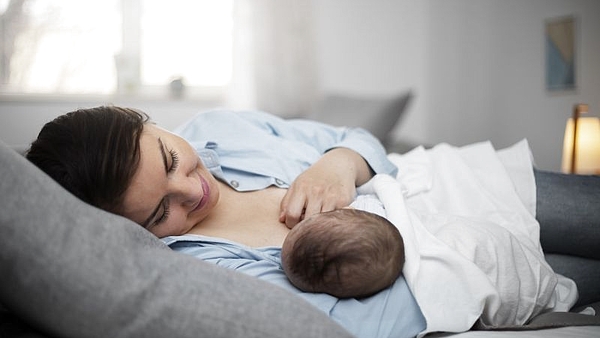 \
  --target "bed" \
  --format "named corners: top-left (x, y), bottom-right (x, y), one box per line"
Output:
top-left (1, 95), bottom-right (599, 338)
